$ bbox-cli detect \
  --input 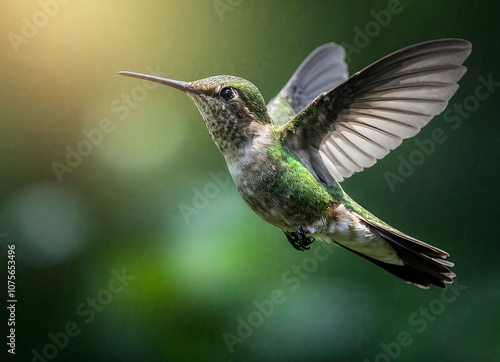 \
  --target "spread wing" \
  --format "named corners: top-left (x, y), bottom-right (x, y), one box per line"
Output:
top-left (267, 42), bottom-right (348, 125)
top-left (281, 39), bottom-right (472, 184)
